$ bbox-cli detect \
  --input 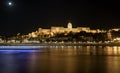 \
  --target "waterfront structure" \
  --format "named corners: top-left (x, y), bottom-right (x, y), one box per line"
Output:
top-left (110, 28), bottom-right (120, 31)
top-left (1, 22), bottom-right (120, 43)
top-left (28, 22), bottom-right (106, 38)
